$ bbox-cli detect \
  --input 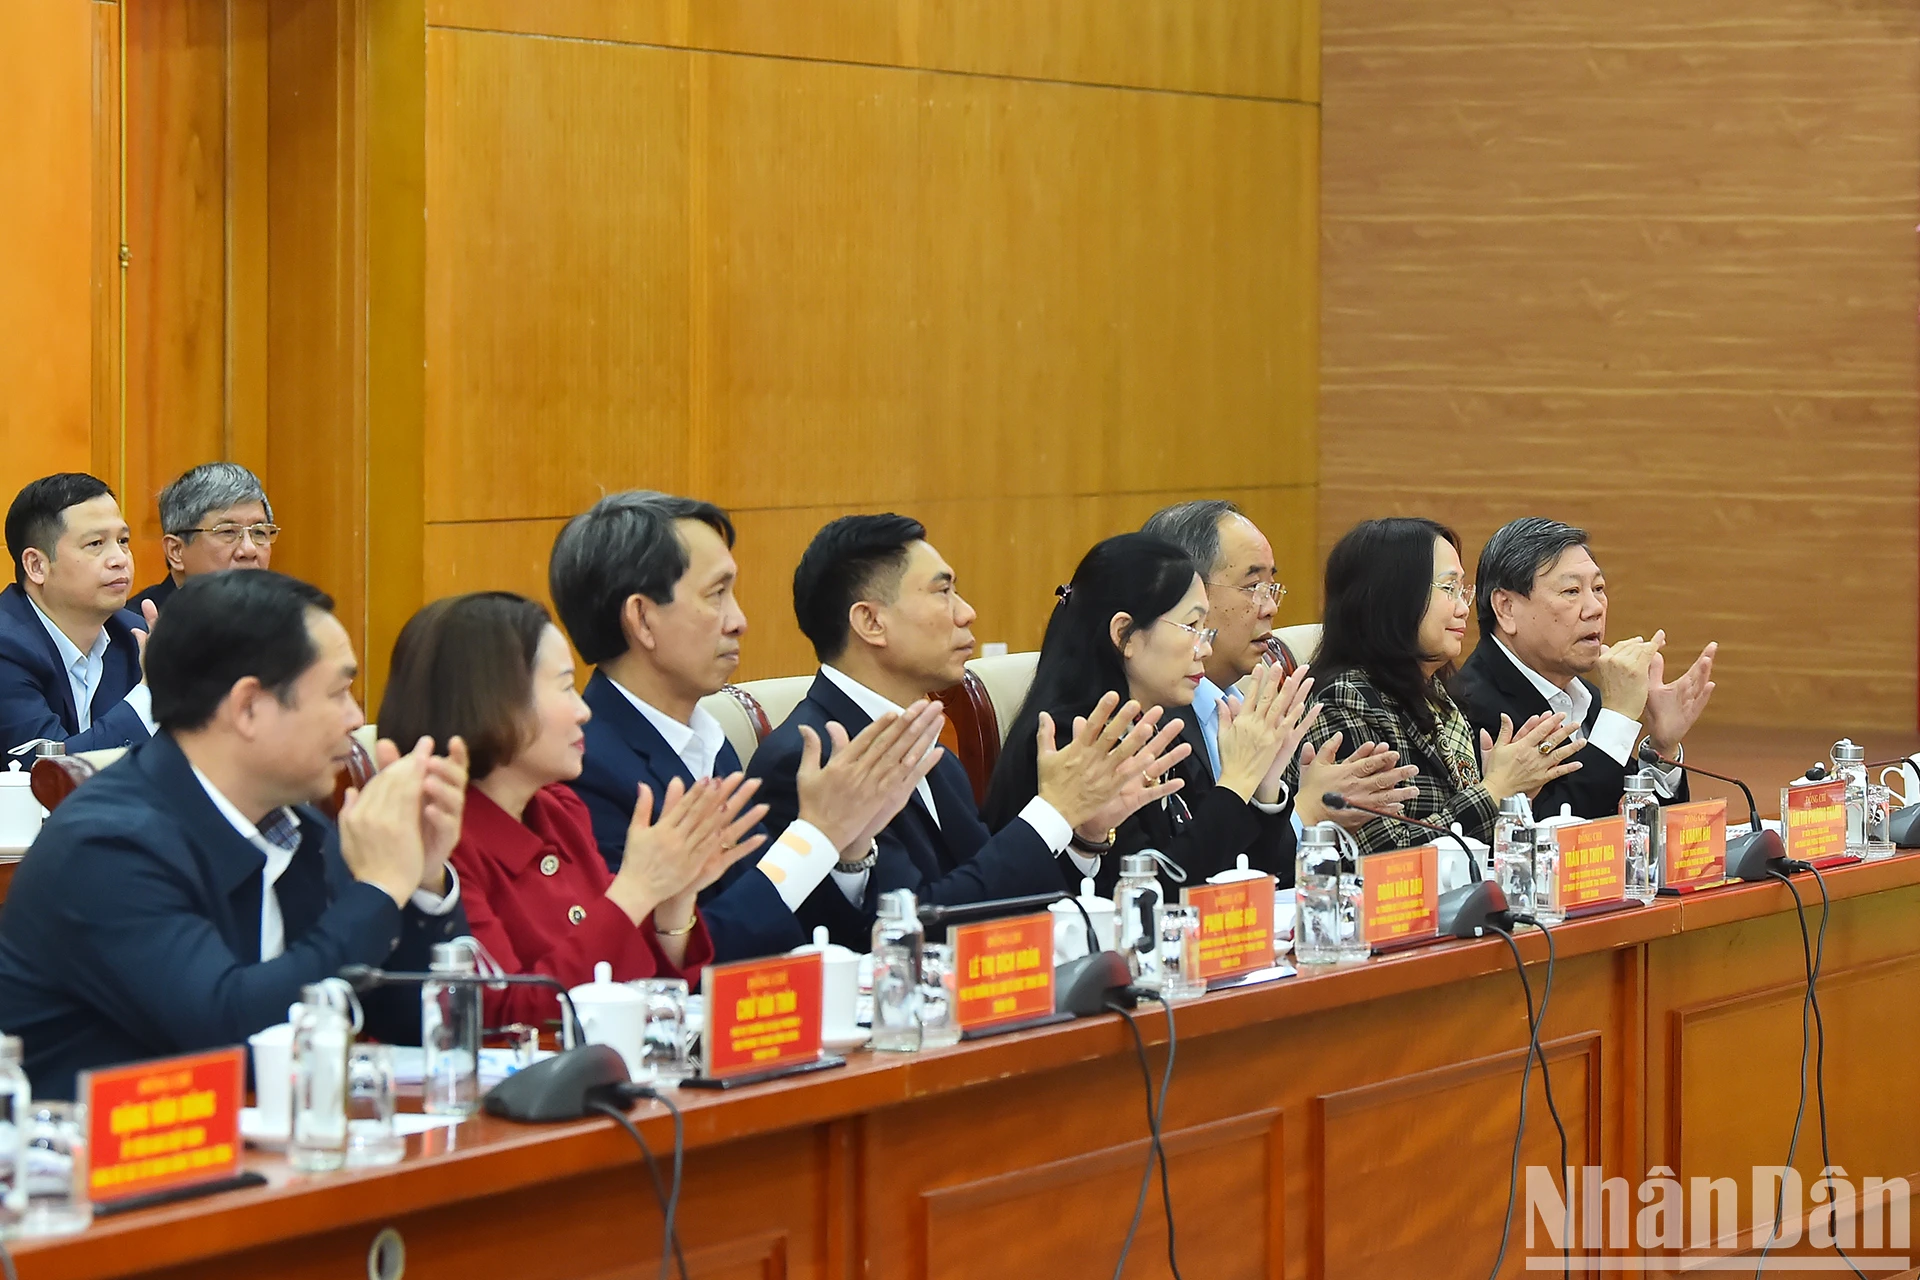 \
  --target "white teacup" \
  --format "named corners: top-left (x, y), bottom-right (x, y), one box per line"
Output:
top-left (789, 926), bottom-right (860, 1041)
top-left (1880, 762), bottom-right (1920, 808)
top-left (1050, 877), bottom-right (1116, 964)
top-left (247, 1022), bottom-right (294, 1135)
top-left (568, 962), bottom-right (646, 1078)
